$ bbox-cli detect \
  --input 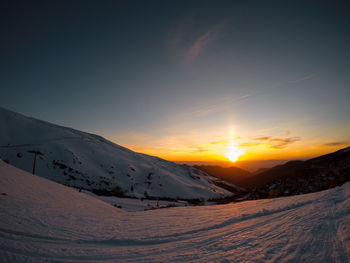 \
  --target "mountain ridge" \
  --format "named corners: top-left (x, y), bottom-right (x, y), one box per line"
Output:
top-left (0, 107), bottom-right (241, 200)
top-left (237, 146), bottom-right (350, 198)
top-left (194, 165), bottom-right (253, 185)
